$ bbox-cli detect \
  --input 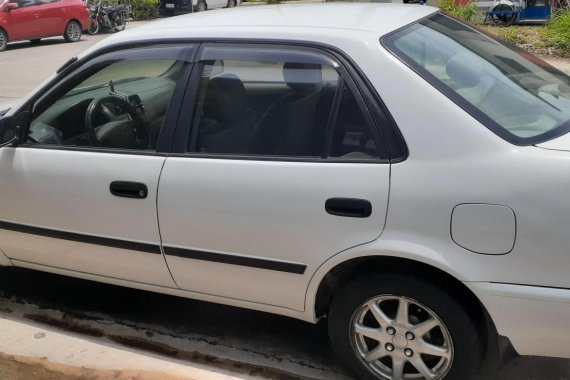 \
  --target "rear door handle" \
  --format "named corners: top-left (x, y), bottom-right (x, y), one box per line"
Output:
top-left (325, 198), bottom-right (372, 218)
top-left (110, 181), bottom-right (148, 199)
